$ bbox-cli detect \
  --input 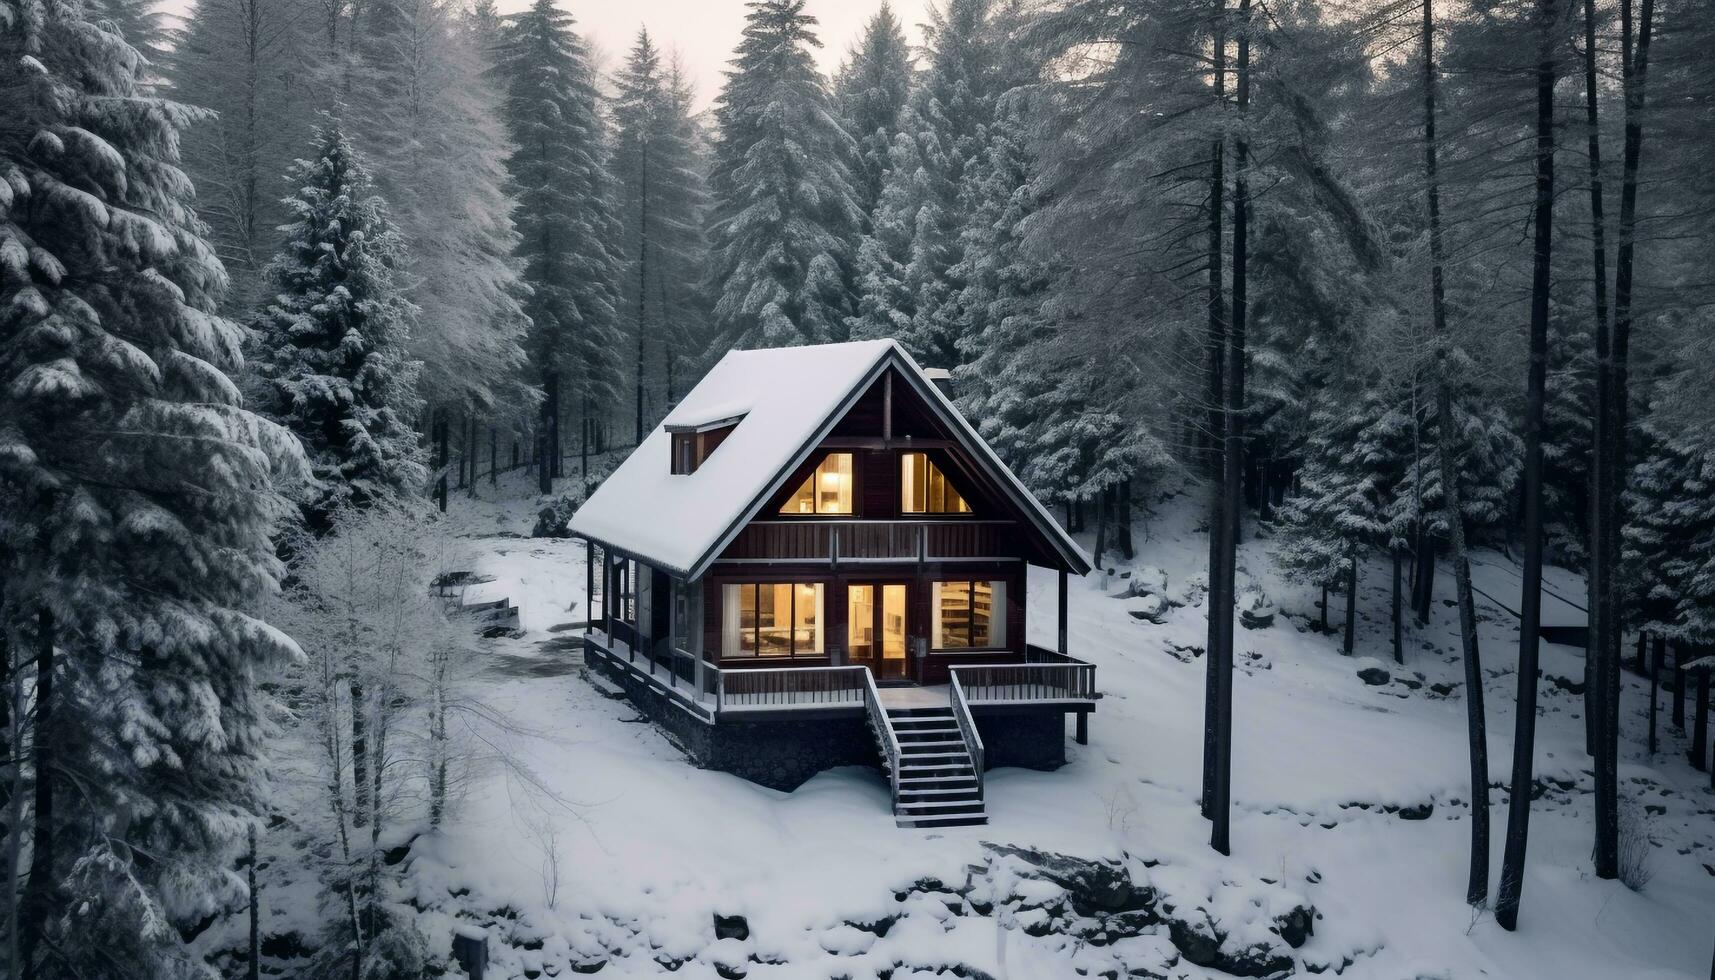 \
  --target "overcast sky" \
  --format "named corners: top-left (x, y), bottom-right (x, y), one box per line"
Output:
top-left (156, 0), bottom-right (934, 112)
